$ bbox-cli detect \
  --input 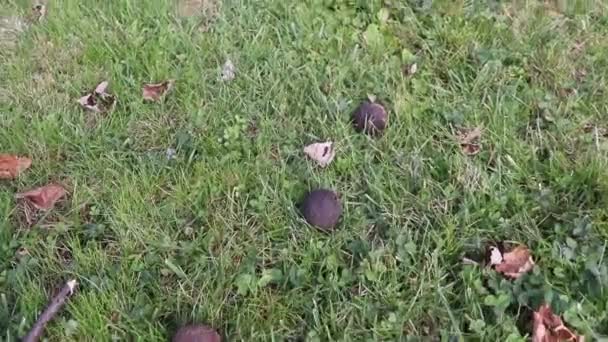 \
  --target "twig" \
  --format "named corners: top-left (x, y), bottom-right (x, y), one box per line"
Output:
top-left (23, 279), bottom-right (78, 342)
